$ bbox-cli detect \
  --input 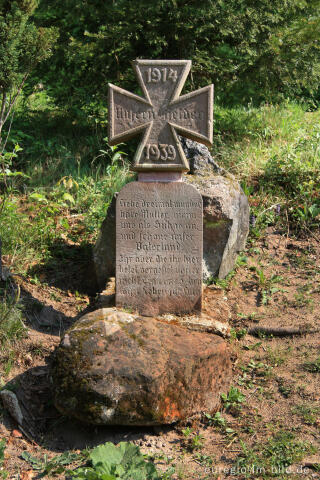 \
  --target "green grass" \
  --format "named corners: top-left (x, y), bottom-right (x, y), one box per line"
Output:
top-left (292, 404), bottom-right (320, 425)
top-left (303, 356), bottom-right (320, 373)
top-left (236, 431), bottom-right (317, 478)
top-left (0, 287), bottom-right (26, 348)
top-left (214, 102), bottom-right (320, 182)
top-left (0, 283), bottom-right (27, 379)
top-left (214, 102), bottom-right (320, 234)
top-left (0, 439), bottom-right (8, 479)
